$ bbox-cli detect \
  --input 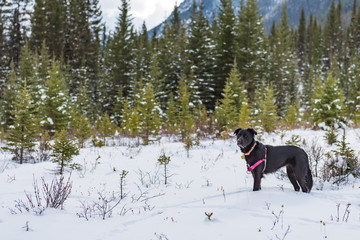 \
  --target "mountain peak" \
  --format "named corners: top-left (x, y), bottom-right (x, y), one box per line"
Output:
top-left (150, 0), bottom-right (358, 36)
